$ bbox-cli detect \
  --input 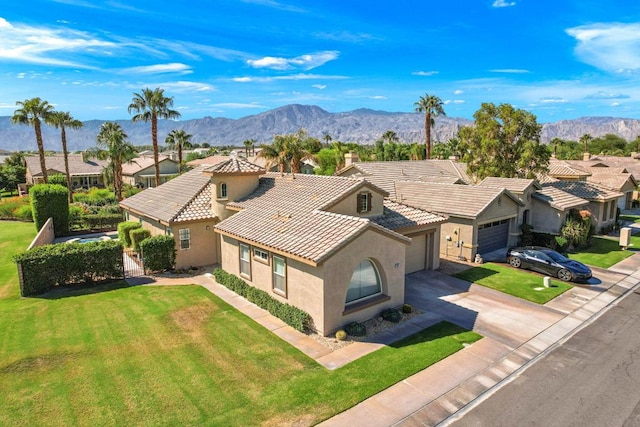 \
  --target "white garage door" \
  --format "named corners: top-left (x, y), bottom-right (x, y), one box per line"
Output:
top-left (477, 219), bottom-right (509, 255)
top-left (406, 233), bottom-right (427, 274)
